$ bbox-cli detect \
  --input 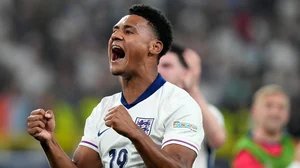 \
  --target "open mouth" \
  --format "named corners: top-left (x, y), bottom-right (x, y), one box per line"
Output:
top-left (111, 46), bottom-right (125, 61)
